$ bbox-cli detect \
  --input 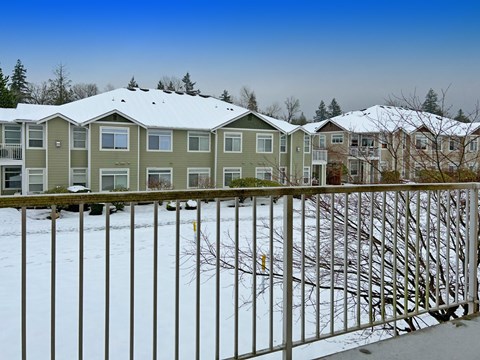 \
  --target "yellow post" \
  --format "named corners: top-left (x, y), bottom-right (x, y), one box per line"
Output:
top-left (261, 254), bottom-right (266, 272)
top-left (193, 221), bottom-right (197, 232)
